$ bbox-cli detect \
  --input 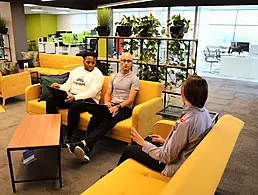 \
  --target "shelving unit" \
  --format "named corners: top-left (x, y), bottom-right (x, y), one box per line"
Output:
top-left (0, 34), bottom-right (12, 62)
top-left (85, 36), bottom-right (198, 106)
